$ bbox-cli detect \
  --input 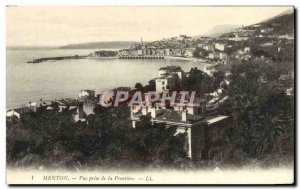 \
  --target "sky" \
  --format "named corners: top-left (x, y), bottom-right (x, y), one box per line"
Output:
top-left (6, 6), bottom-right (293, 47)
